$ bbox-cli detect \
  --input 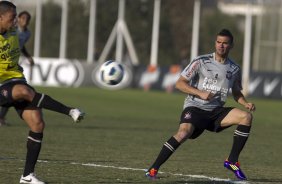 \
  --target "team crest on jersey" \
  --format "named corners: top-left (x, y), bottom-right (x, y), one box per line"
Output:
top-left (1, 89), bottom-right (8, 98)
top-left (184, 111), bottom-right (192, 120)
top-left (226, 71), bottom-right (232, 80)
